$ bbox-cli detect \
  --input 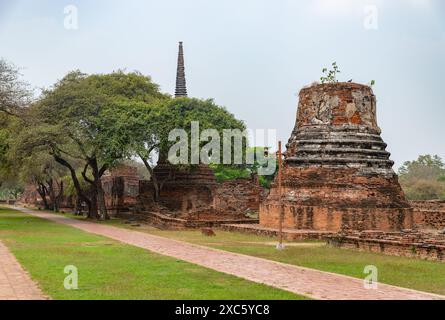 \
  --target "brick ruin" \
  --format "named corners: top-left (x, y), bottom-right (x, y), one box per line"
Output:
top-left (411, 200), bottom-right (445, 230)
top-left (147, 164), bottom-right (217, 213)
top-left (260, 82), bottom-right (413, 232)
top-left (136, 164), bottom-right (265, 224)
top-left (102, 165), bottom-right (140, 214)
top-left (214, 178), bottom-right (267, 216)
top-left (327, 230), bottom-right (445, 262)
